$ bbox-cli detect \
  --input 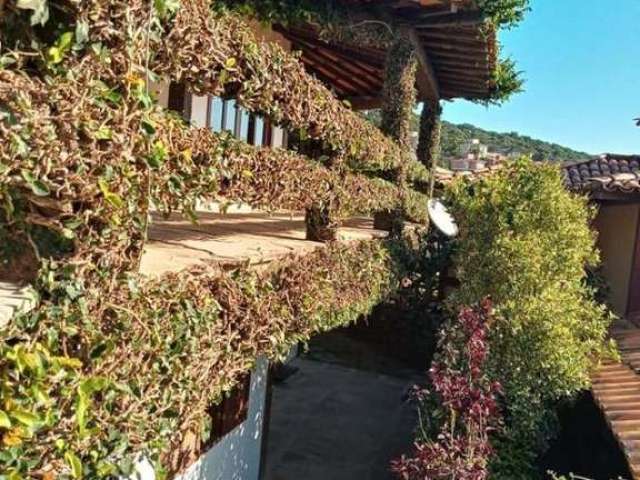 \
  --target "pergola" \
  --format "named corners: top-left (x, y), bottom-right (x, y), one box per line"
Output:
top-left (276, 0), bottom-right (497, 109)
